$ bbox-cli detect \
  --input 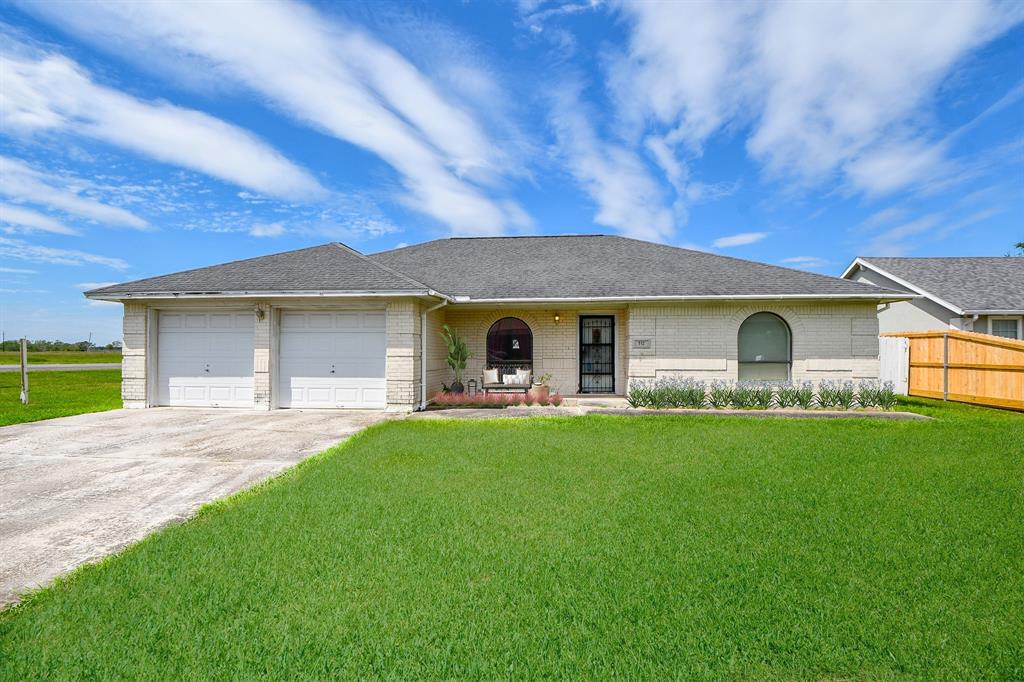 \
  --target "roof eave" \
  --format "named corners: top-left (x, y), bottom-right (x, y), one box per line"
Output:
top-left (841, 257), bottom-right (963, 315)
top-left (450, 293), bottom-right (915, 305)
top-left (83, 289), bottom-right (452, 302)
